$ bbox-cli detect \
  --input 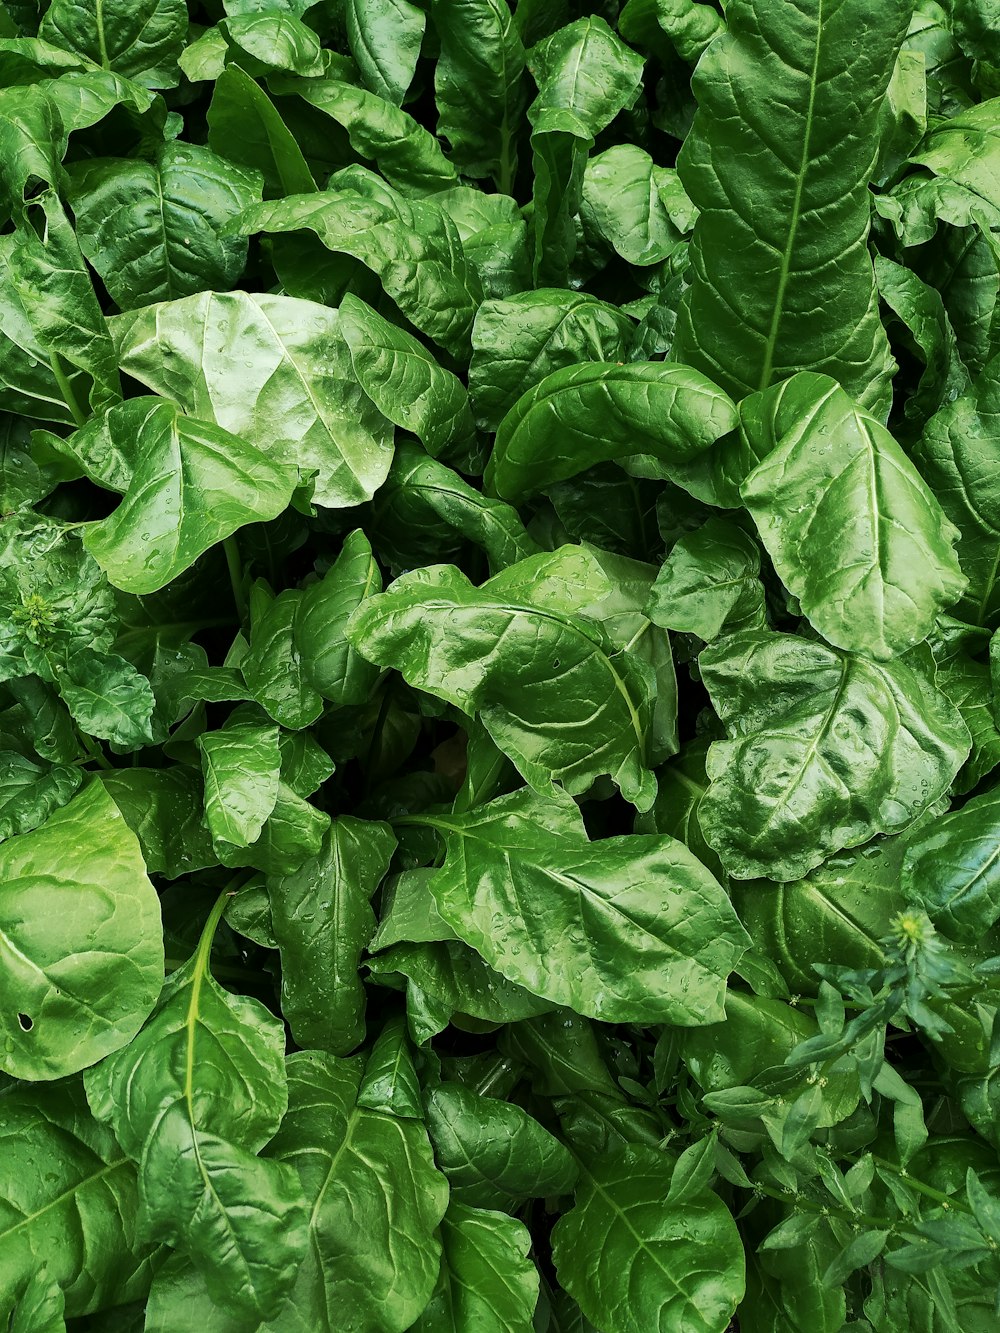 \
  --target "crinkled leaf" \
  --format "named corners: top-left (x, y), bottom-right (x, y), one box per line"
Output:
top-left (418, 786), bottom-right (749, 1024)
top-left (38, 0), bottom-right (186, 87)
top-left (65, 144), bottom-right (263, 310)
top-left (197, 720), bottom-right (282, 849)
top-left (699, 631), bottom-right (971, 880)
